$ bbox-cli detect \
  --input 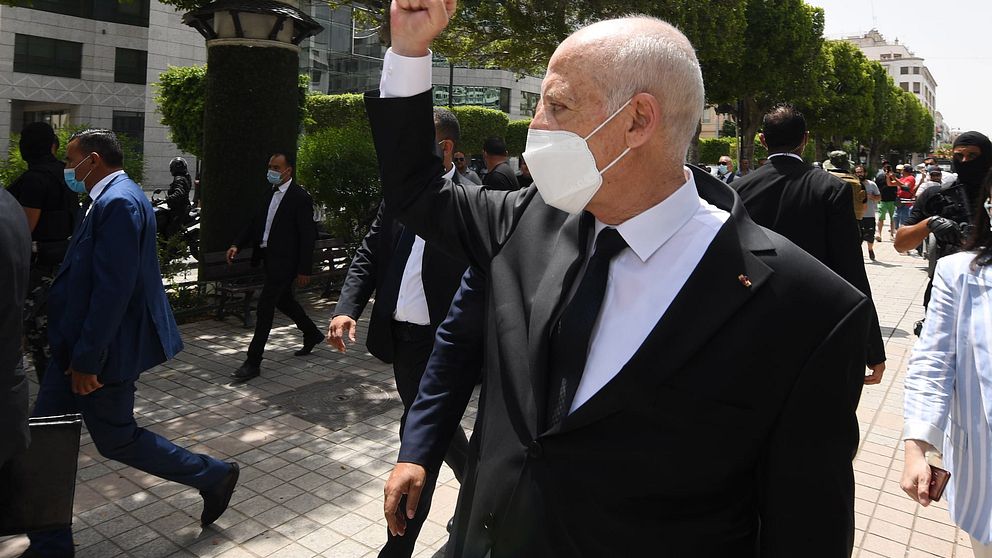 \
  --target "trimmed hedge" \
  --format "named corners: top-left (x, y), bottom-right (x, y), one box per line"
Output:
top-left (452, 106), bottom-right (508, 156)
top-left (506, 119), bottom-right (531, 155)
top-left (306, 93), bottom-right (369, 133)
top-left (297, 125), bottom-right (380, 248)
top-left (698, 138), bottom-right (733, 163)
